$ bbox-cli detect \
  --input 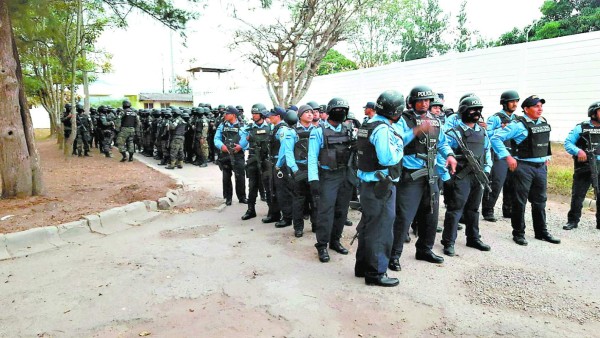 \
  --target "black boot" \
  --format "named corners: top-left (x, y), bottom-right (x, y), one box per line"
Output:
top-left (128, 153), bottom-right (134, 162)
top-left (120, 152), bottom-right (127, 162)
top-left (241, 205), bottom-right (257, 220)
